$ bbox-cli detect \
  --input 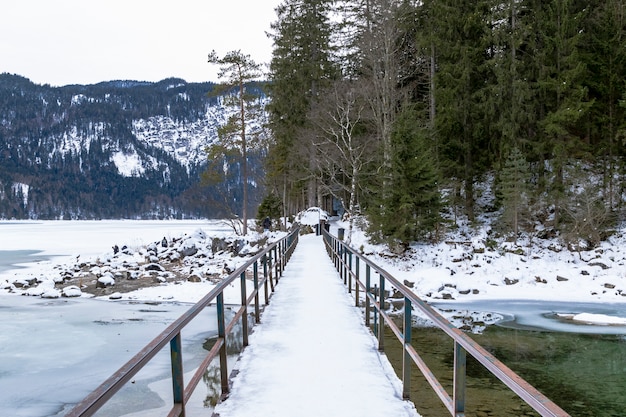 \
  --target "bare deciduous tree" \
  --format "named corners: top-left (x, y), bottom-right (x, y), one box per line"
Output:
top-left (307, 80), bottom-right (377, 242)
